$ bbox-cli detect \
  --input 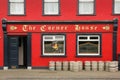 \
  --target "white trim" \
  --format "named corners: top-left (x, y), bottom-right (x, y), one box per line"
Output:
top-left (77, 35), bottom-right (100, 56)
top-left (115, 0), bottom-right (120, 1)
top-left (27, 66), bottom-right (32, 70)
top-left (43, 35), bottom-right (65, 56)
top-left (45, 0), bottom-right (58, 2)
top-left (114, 0), bottom-right (120, 14)
top-left (44, 0), bottom-right (59, 15)
top-left (3, 66), bottom-right (8, 70)
top-left (9, 0), bottom-right (25, 15)
top-left (79, 0), bottom-right (94, 2)
top-left (79, 0), bottom-right (94, 15)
